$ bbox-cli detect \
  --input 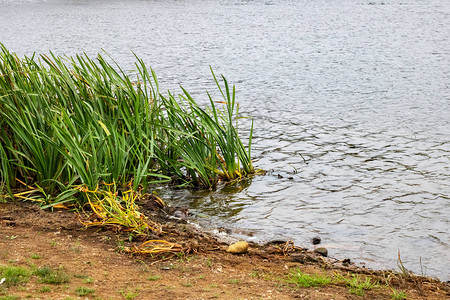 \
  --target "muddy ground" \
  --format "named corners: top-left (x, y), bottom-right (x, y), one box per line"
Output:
top-left (0, 201), bottom-right (448, 299)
